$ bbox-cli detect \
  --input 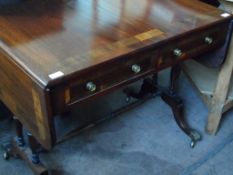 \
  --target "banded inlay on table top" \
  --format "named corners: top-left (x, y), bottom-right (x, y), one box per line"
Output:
top-left (0, 0), bottom-right (232, 150)
top-left (0, 0), bottom-right (231, 87)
